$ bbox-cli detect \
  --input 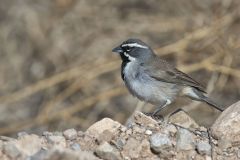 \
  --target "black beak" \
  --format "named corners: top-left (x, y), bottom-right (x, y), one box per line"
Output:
top-left (112, 46), bottom-right (123, 54)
